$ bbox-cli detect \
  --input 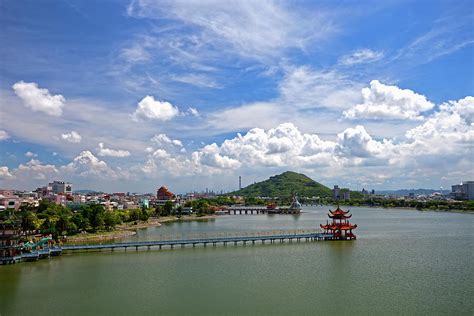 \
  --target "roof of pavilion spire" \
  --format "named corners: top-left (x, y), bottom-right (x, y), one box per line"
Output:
top-left (329, 206), bottom-right (349, 215)
top-left (328, 206), bottom-right (352, 219)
